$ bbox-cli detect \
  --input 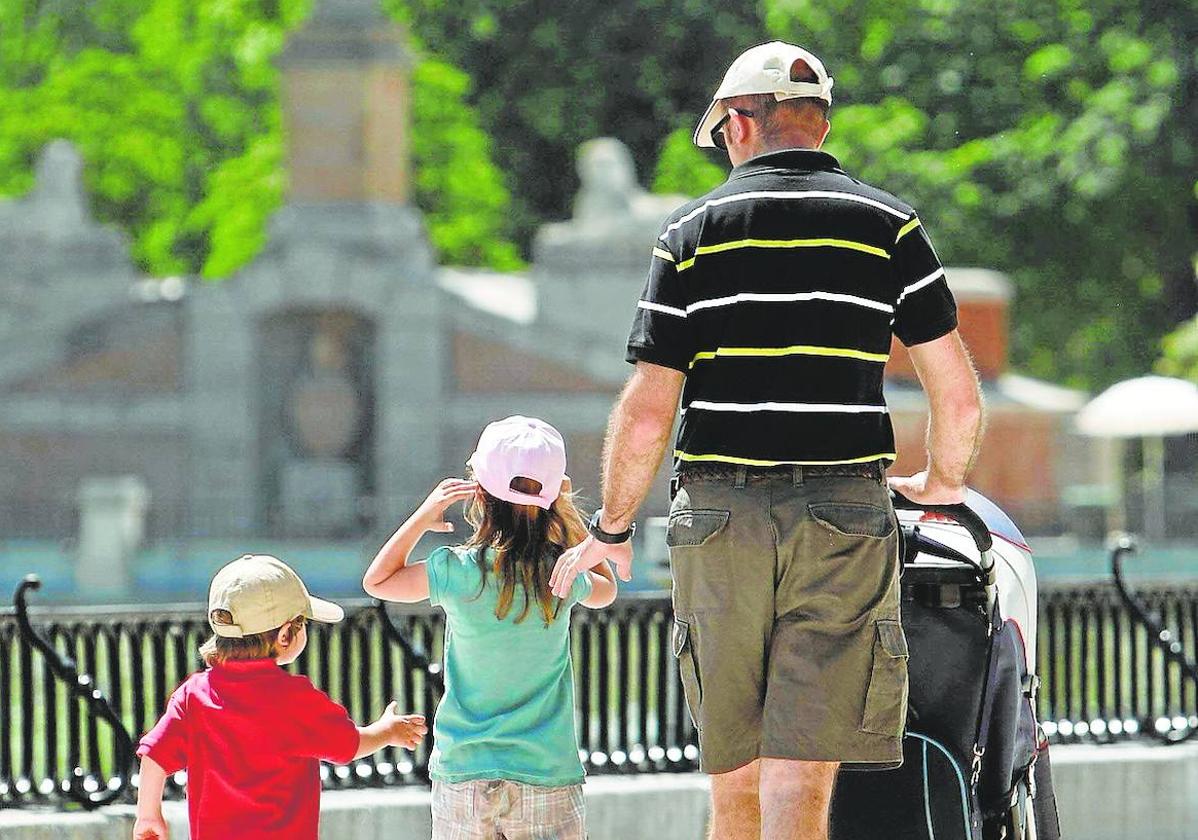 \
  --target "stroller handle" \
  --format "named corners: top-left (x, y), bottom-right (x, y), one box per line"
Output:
top-left (891, 490), bottom-right (994, 555)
